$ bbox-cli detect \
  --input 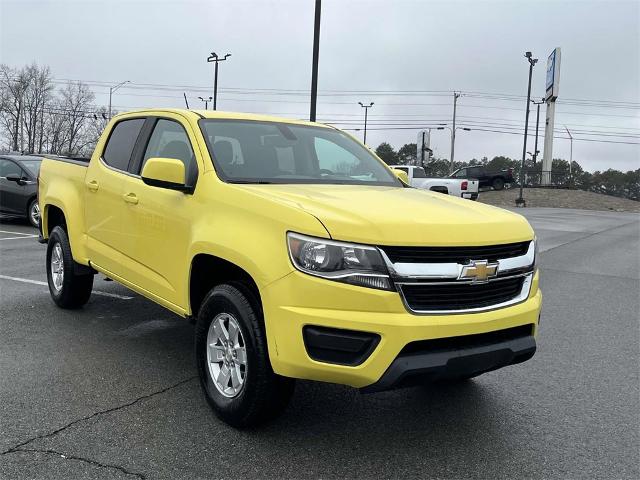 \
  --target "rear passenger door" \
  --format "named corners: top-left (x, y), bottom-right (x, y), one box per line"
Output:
top-left (84, 117), bottom-right (146, 278)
